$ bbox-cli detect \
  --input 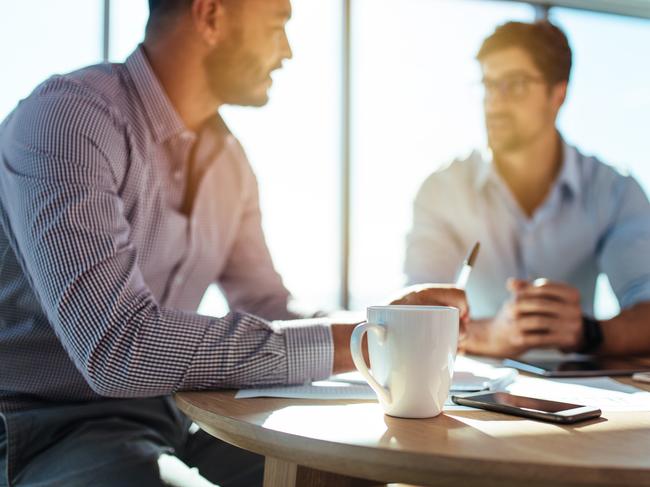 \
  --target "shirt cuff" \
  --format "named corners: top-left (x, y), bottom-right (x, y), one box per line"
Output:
top-left (281, 321), bottom-right (333, 384)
